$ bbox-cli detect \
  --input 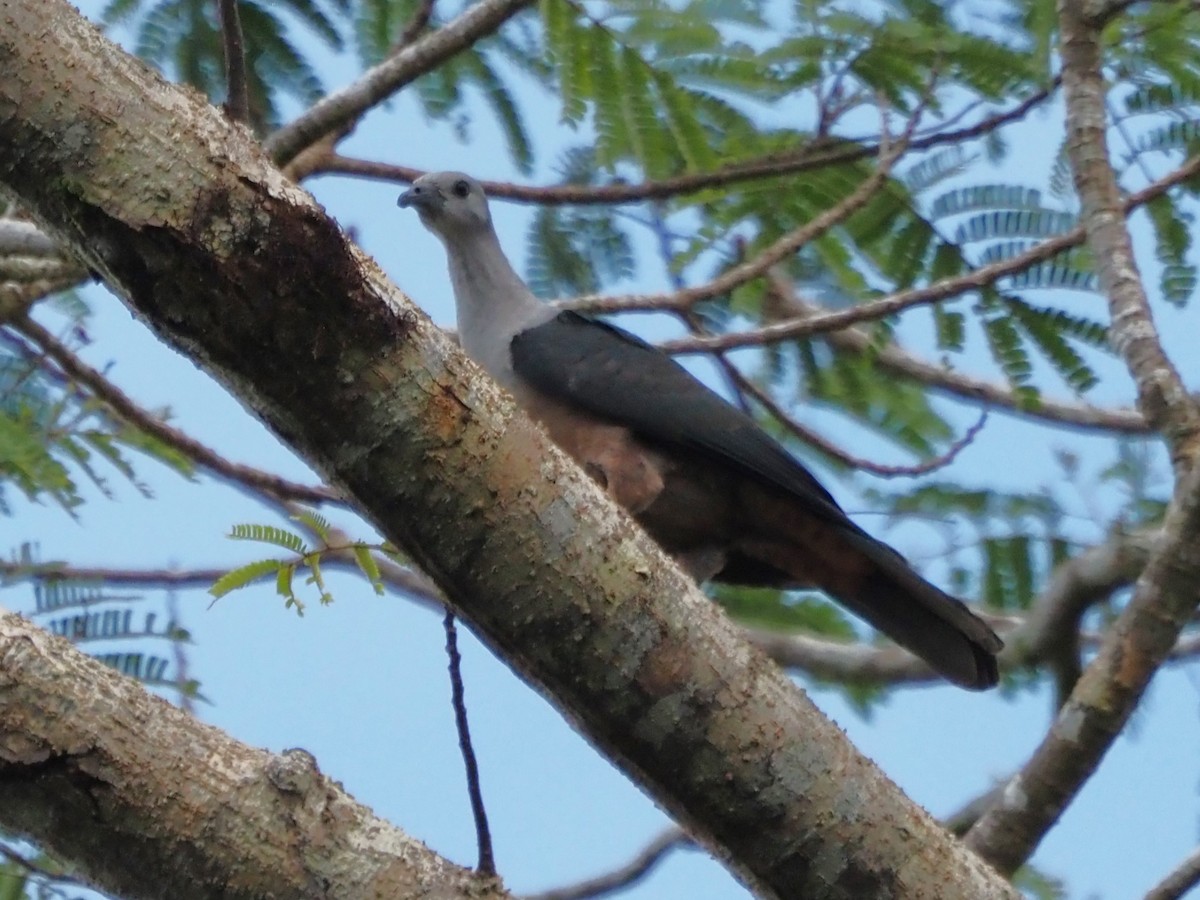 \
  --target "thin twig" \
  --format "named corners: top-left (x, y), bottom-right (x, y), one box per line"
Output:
top-left (653, 149), bottom-right (1200, 353)
top-left (1145, 844), bottom-right (1200, 900)
top-left (444, 611), bottom-right (495, 877)
top-left (266, 0), bottom-right (534, 165)
top-left (391, 0), bottom-right (437, 53)
top-left (725, 355), bottom-right (988, 477)
top-left (310, 84), bottom-right (1056, 205)
top-left (217, 0), bottom-right (250, 124)
top-left (761, 270), bottom-right (1148, 434)
top-left (16, 316), bottom-right (340, 506)
top-left (523, 827), bottom-right (690, 900)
